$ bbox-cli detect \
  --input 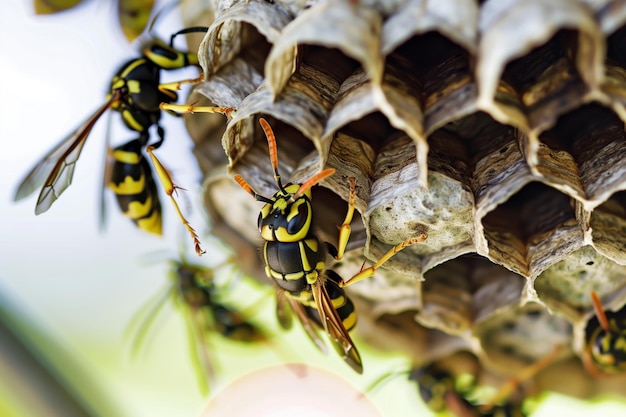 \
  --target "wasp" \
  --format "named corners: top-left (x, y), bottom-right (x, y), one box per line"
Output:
top-left (412, 363), bottom-right (527, 417)
top-left (130, 253), bottom-right (267, 394)
top-left (34, 0), bottom-right (156, 42)
top-left (412, 346), bottom-right (563, 417)
top-left (233, 118), bottom-right (426, 373)
top-left (583, 291), bottom-right (626, 375)
top-left (13, 27), bottom-right (227, 255)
